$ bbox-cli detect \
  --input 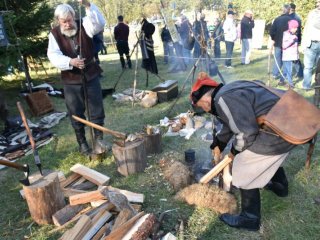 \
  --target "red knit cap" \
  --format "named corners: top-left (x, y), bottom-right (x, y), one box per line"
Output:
top-left (190, 72), bottom-right (219, 104)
